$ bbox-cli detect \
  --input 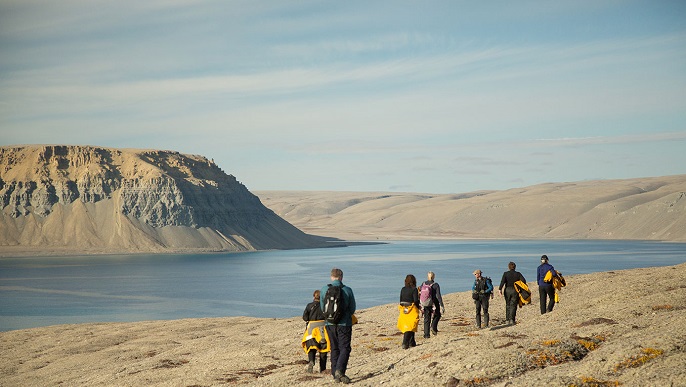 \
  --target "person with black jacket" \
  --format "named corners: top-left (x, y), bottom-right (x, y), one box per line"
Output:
top-left (472, 269), bottom-right (494, 328)
top-left (302, 290), bottom-right (328, 373)
top-left (498, 262), bottom-right (526, 325)
top-left (399, 274), bottom-right (421, 349)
